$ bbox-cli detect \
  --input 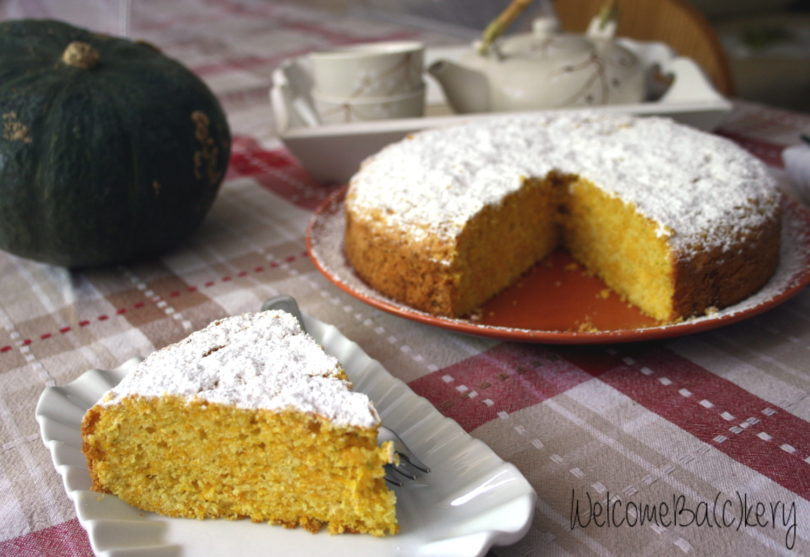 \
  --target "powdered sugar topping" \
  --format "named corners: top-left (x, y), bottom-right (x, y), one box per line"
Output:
top-left (102, 310), bottom-right (380, 428)
top-left (347, 113), bottom-right (780, 255)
